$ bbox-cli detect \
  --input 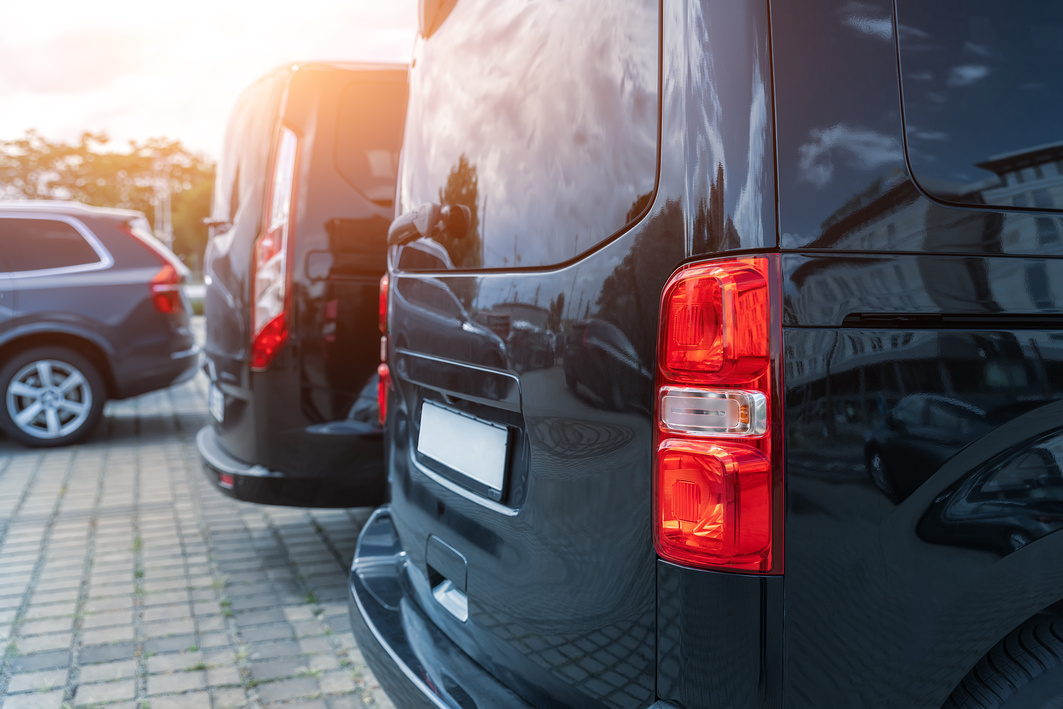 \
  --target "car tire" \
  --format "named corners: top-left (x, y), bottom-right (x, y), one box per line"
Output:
top-left (0, 346), bottom-right (107, 448)
top-left (944, 615), bottom-right (1063, 709)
